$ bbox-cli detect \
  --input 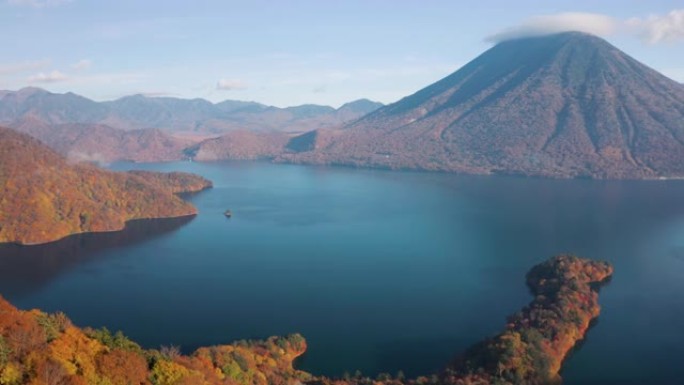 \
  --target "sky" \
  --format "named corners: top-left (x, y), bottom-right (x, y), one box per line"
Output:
top-left (1, 0), bottom-right (683, 107)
